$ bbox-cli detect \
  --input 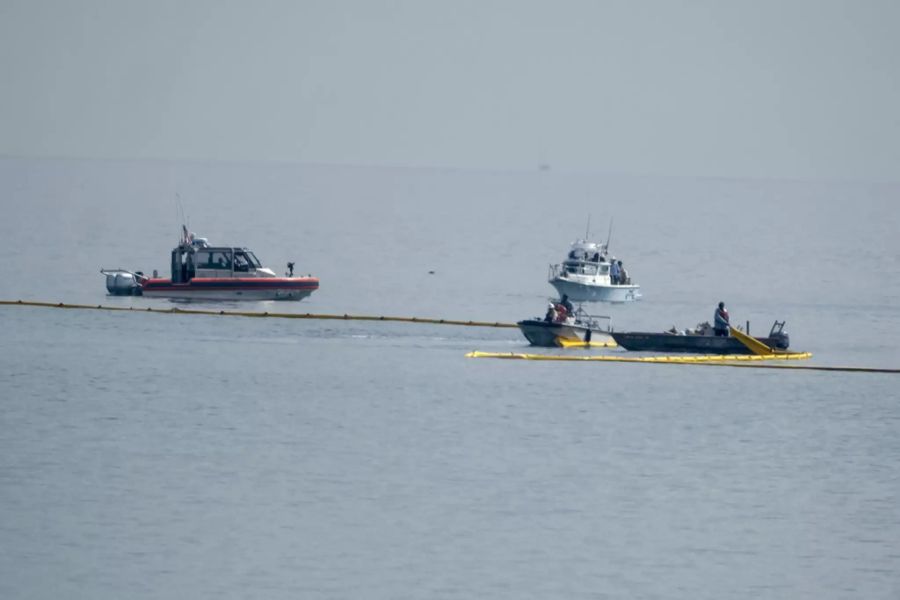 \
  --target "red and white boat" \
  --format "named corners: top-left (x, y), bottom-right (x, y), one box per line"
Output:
top-left (102, 227), bottom-right (319, 301)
